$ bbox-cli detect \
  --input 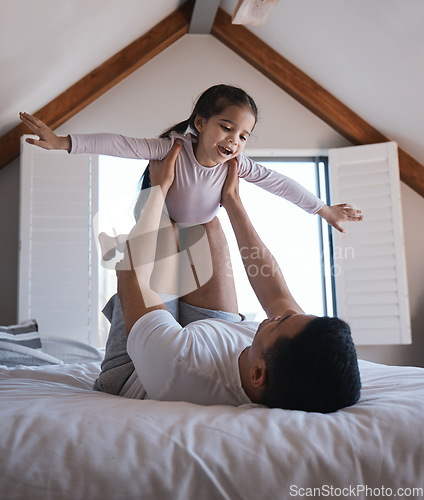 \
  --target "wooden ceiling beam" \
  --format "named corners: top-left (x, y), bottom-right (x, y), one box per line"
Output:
top-left (2, 3), bottom-right (423, 197)
top-left (211, 8), bottom-right (424, 197)
top-left (0, 1), bottom-right (193, 170)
